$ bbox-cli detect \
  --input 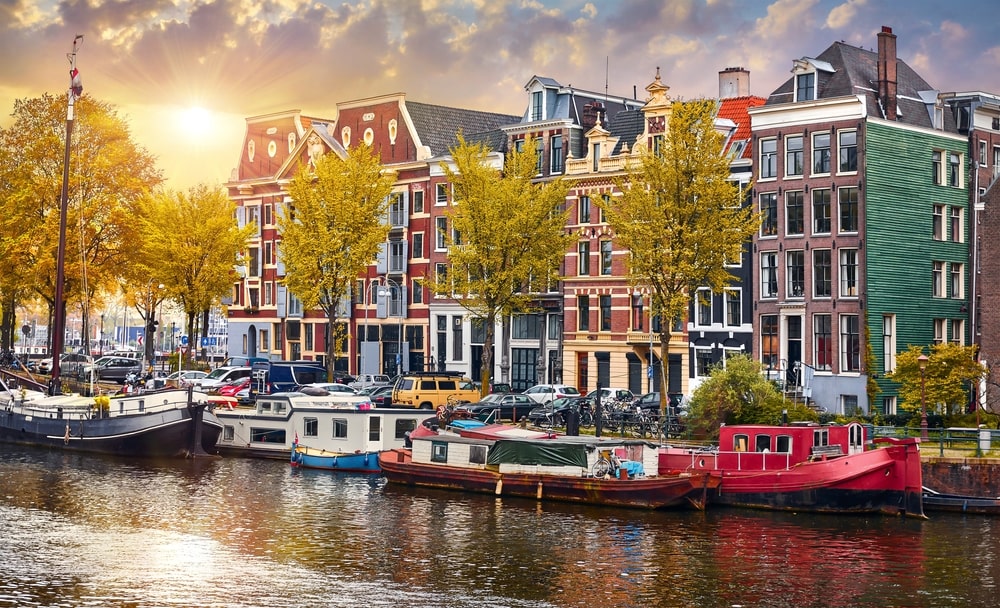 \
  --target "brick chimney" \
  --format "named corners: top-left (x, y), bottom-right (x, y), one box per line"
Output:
top-left (877, 26), bottom-right (898, 120)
